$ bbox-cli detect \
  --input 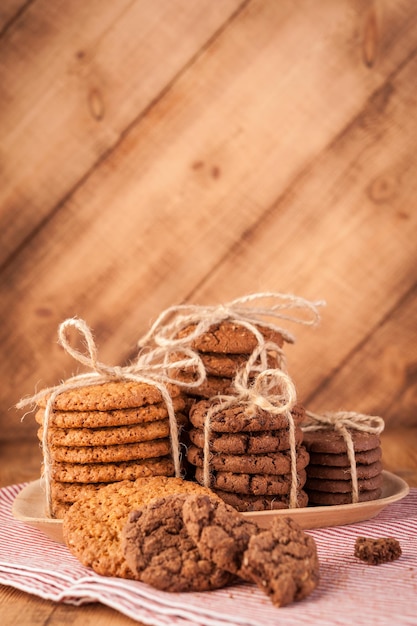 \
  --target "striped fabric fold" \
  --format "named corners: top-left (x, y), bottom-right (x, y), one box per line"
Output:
top-left (0, 483), bottom-right (416, 626)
